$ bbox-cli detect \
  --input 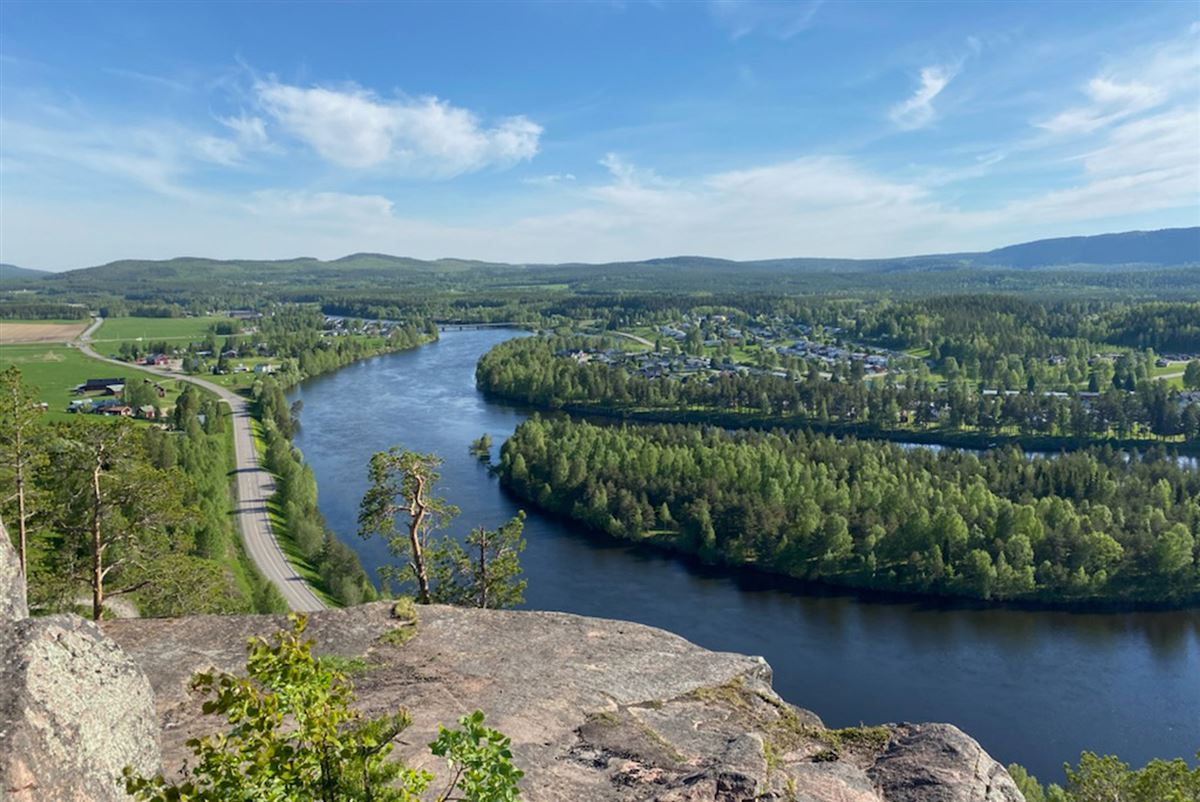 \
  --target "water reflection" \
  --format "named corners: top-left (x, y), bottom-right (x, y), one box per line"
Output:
top-left (290, 329), bottom-right (1200, 782)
